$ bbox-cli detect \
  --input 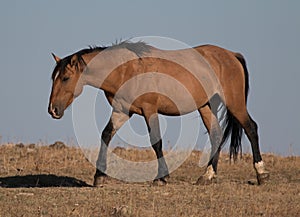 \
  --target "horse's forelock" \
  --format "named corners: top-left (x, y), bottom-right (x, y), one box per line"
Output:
top-left (51, 56), bottom-right (72, 81)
